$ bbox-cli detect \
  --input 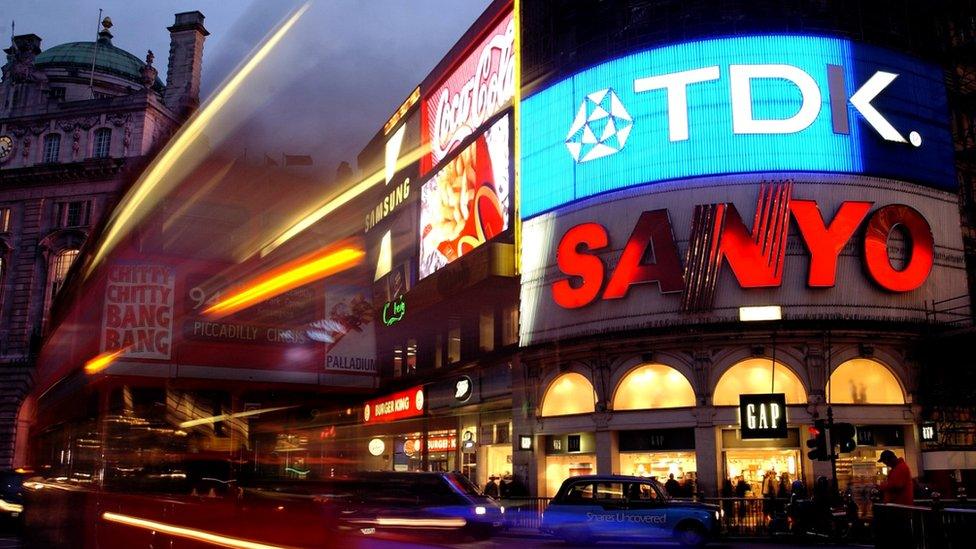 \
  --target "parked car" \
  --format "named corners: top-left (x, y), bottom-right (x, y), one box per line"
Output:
top-left (541, 475), bottom-right (719, 546)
